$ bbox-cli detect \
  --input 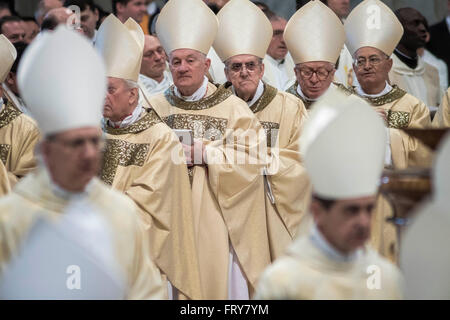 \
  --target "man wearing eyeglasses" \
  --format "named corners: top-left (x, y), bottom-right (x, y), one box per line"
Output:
top-left (284, 1), bottom-right (352, 110)
top-left (95, 15), bottom-right (202, 300)
top-left (345, 0), bottom-right (432, 264)
top-left (215, 0), bottom-right (311, 266)
top-left (0, 27), bottom-right (165, 299)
